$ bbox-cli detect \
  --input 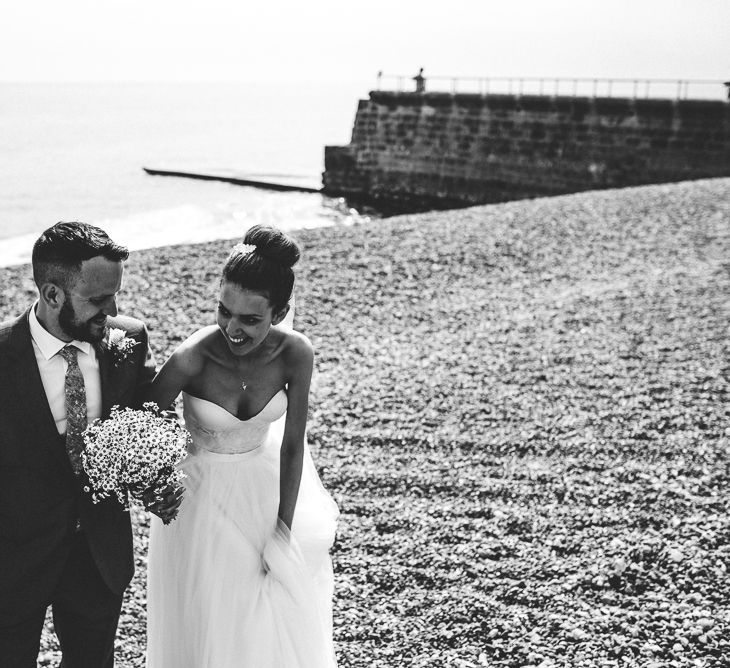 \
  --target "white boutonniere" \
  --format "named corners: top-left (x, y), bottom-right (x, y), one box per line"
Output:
top-left (105, 328), bottom-right (139, 367)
